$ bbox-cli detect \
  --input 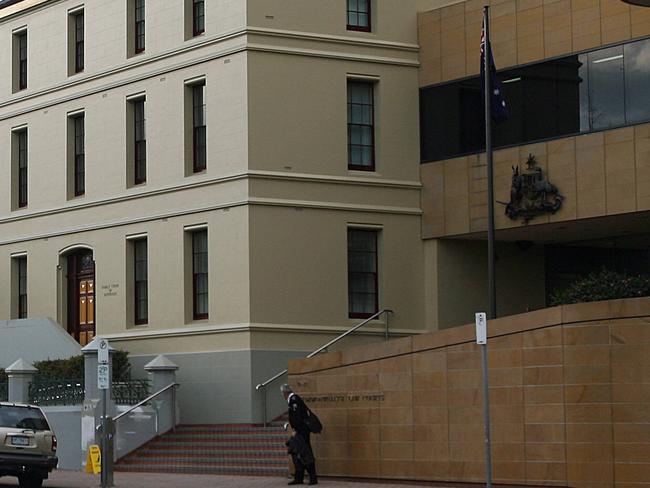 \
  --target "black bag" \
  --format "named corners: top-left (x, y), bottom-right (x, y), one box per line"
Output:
top-left (304, 407), bottom-right (323, 434)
